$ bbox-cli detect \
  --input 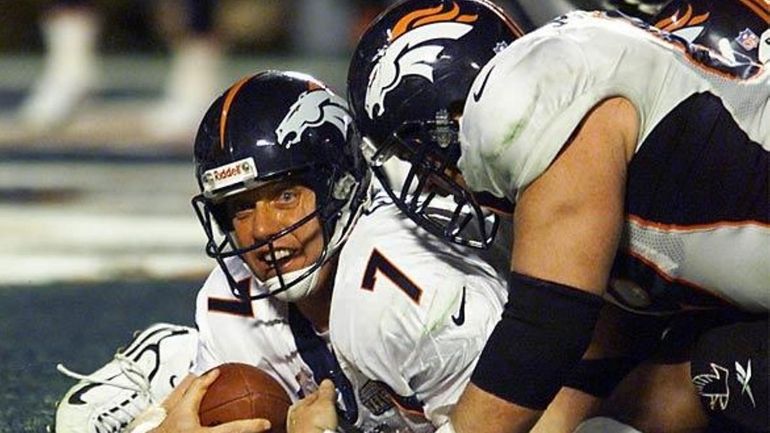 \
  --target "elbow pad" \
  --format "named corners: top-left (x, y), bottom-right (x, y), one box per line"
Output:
top-left (471, 272), bottom-right (604, 410)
